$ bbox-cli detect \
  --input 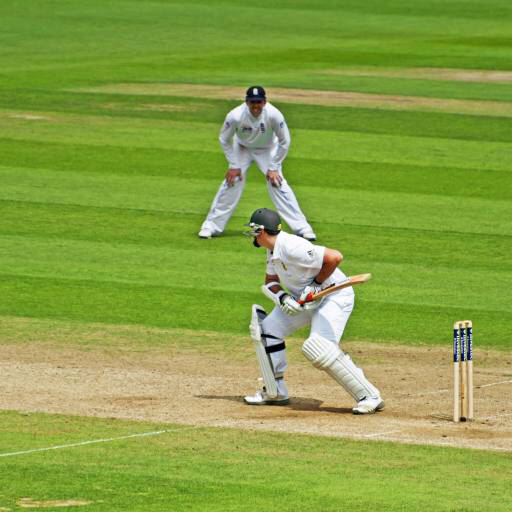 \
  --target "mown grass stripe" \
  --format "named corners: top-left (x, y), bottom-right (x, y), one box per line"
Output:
top-left (0, 274), bottom-right (509, 346)
top-left (3, 91), bottom-right (512, 142)
top-left (1, 232), bottom-right (511, 308)
top-left (1, 167), bottom-right (509, 236)
top-left (0, 110), bottom-right (511, 171)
